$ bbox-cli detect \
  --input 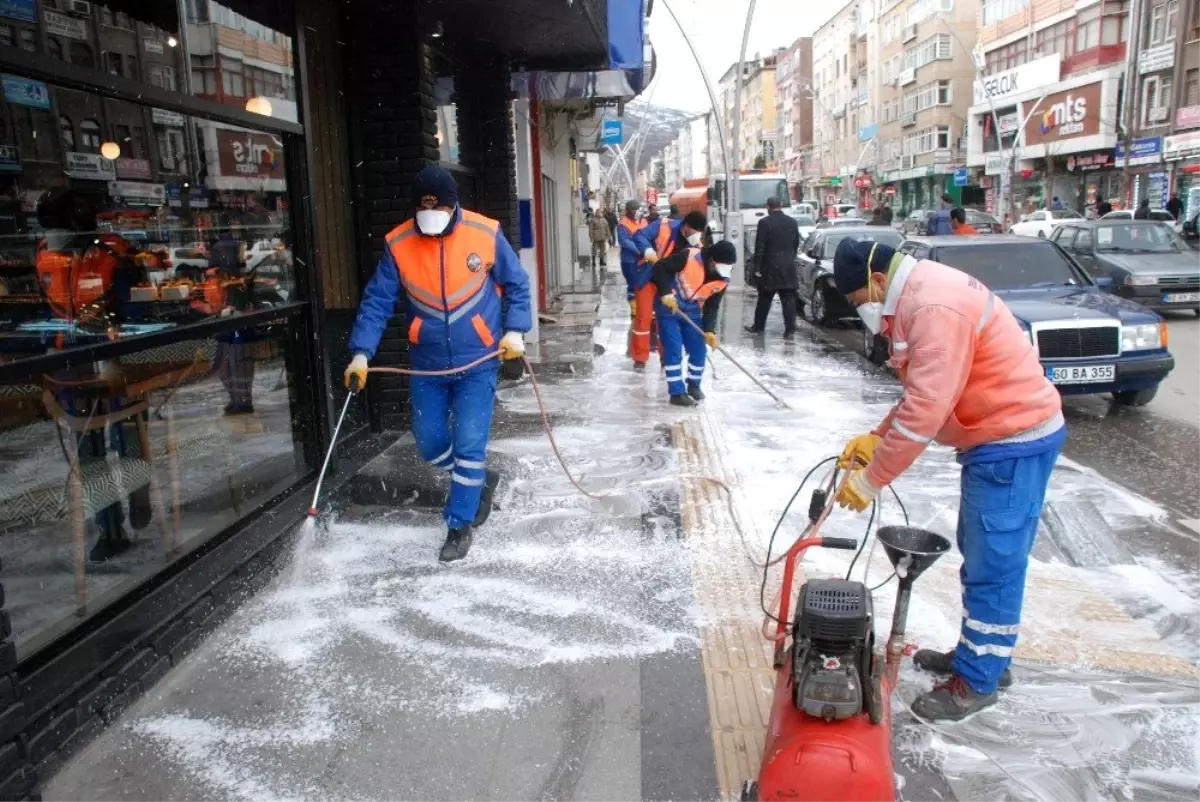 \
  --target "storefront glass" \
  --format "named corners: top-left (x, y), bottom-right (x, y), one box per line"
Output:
top-left (0, 2), bottom-right (314, 661)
